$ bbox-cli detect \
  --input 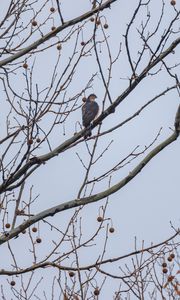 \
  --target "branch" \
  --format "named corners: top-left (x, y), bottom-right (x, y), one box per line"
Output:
top-left (0, 126), bottom-right (179, 245)
top-left (174, 104), bottom-right (180, 132)
top-left (0, 37), bottom-right (179, 193)
top-left (0, 230), bottom-right (178, 276)
top-left (0, 0), bottom-right (117, 67)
